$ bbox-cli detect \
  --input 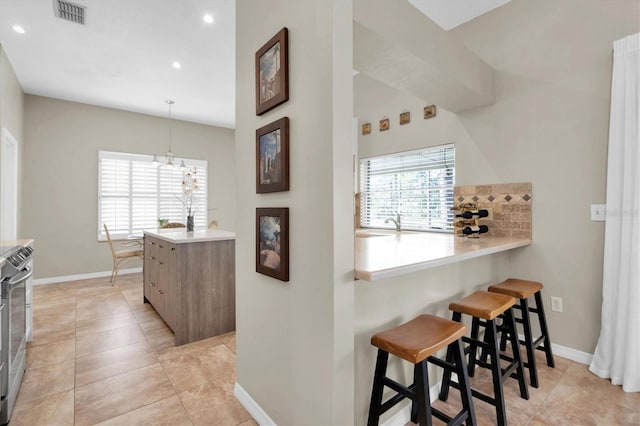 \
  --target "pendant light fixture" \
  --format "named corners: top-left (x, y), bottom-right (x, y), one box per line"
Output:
top-left (150, 100), bottom-right (187, 169)
top-left (165, 100), bottom-right (175, 169)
